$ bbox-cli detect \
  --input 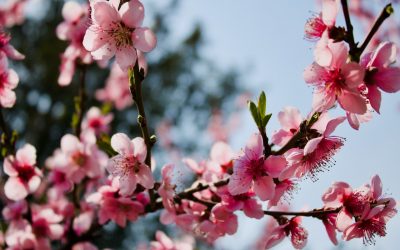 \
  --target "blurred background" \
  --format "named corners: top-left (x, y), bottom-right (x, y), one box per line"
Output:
top-left (2, 0), bottom-right (400, 249)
